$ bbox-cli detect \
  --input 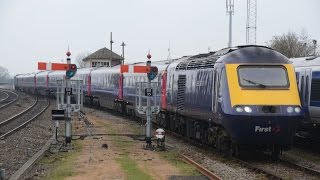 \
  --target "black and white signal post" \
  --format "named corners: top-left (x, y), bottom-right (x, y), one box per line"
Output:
top-left (120, 53), bottom-right (159, 149)
top-left (38, 50), bottom-right (81, 145)
top-left (65, 50), bottom-right (73, 144)
top-left (145, 53), bottom-right (152, 148)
